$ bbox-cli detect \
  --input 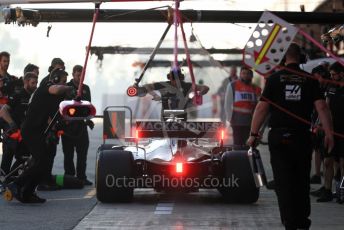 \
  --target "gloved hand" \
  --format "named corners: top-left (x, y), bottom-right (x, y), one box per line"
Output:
top-left (85, 119), bottom-right (95, 130)
top-left (73, 95), bottom-right (82, 102)
top-left (2, 122), bottom-right (20, 141)
top-left (45, 130), bottom-right (59, 146)
top-left (2, 122), bottom-right (18, 139)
